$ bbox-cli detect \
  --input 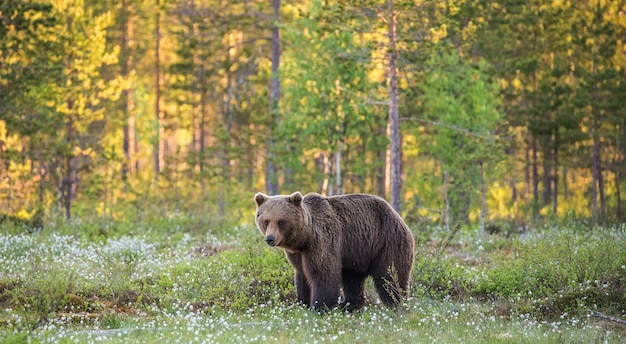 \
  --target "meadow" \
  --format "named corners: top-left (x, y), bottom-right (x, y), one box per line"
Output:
top-left (0, 216), bottom-right (625, 343)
